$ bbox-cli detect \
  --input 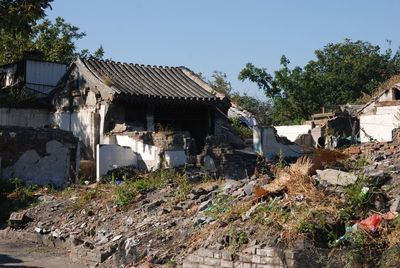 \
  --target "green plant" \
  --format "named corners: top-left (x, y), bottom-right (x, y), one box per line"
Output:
top-left (344, 176), bottom-right (374, 214)
top-left (205, 194), bottom-right (233, 220)
top-left (297, 220), bottom-right (314, 234)
top-left (227, 225), bottom-right (249, 254)
top-left (229, 117), bottom-right (253, 138)
top-left (342, 249), bottom-right (364, 268)
top-left (165, 259), bottom-right (177, 267)
top-left (275, 149), bottom-right (286, 170)
top-left (114, 183), bottom-right (135, 207)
